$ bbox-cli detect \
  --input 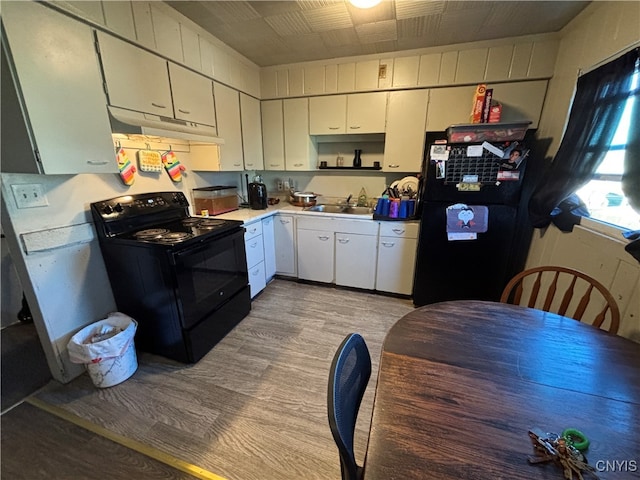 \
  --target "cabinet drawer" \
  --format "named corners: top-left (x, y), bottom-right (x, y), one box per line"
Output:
top-left (248, 261), bottom-right (266, 299)
top-left (297, 216), bottom-right (335, 231)
top-left (379, 222), bottom-right (420, 238)
top-left (245, 234), bottom-right (265, 269)
top-left (244, 220), bottom-right (263, 240)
